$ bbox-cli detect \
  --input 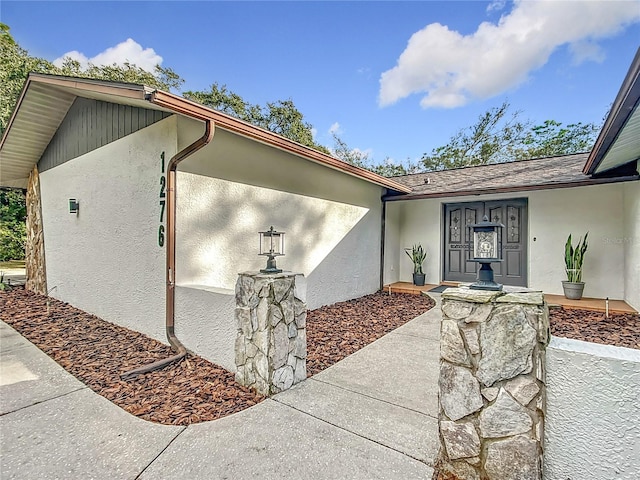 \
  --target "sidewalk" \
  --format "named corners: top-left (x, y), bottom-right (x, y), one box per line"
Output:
top-left (0, 294), bottom-right (441, 479)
